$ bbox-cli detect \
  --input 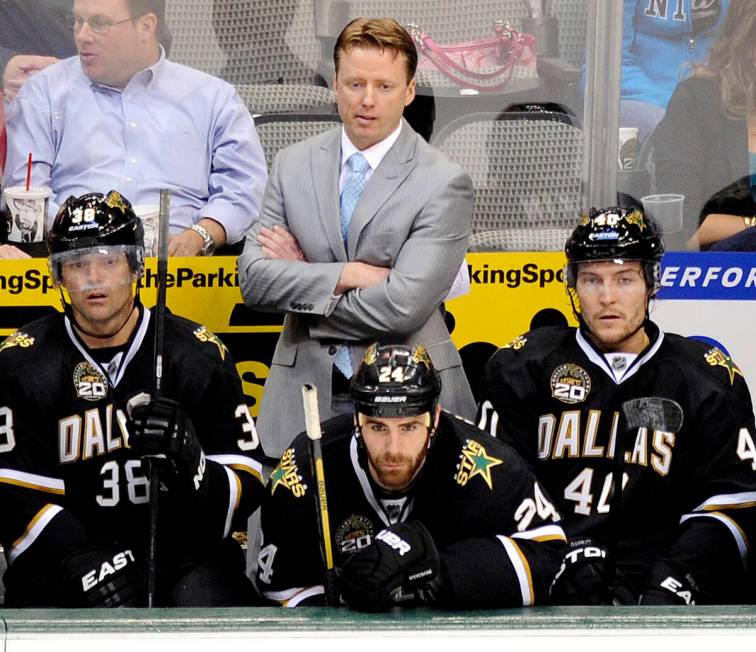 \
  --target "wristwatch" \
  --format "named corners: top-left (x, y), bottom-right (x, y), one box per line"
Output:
top-left (190, 223), bottom-right (216, 256)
